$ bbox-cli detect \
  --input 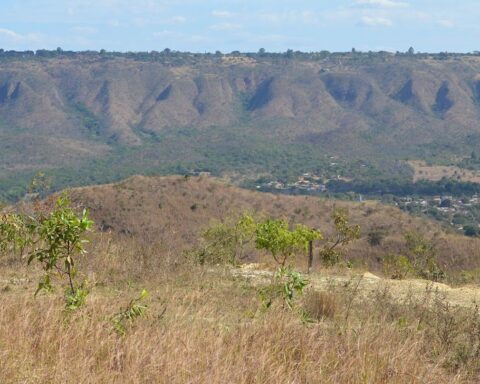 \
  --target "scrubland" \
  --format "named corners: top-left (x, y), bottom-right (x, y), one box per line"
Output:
top-left (3, 176), bottom-right (480, 383)
top-left (1, 231), bottom-right (480, 383)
